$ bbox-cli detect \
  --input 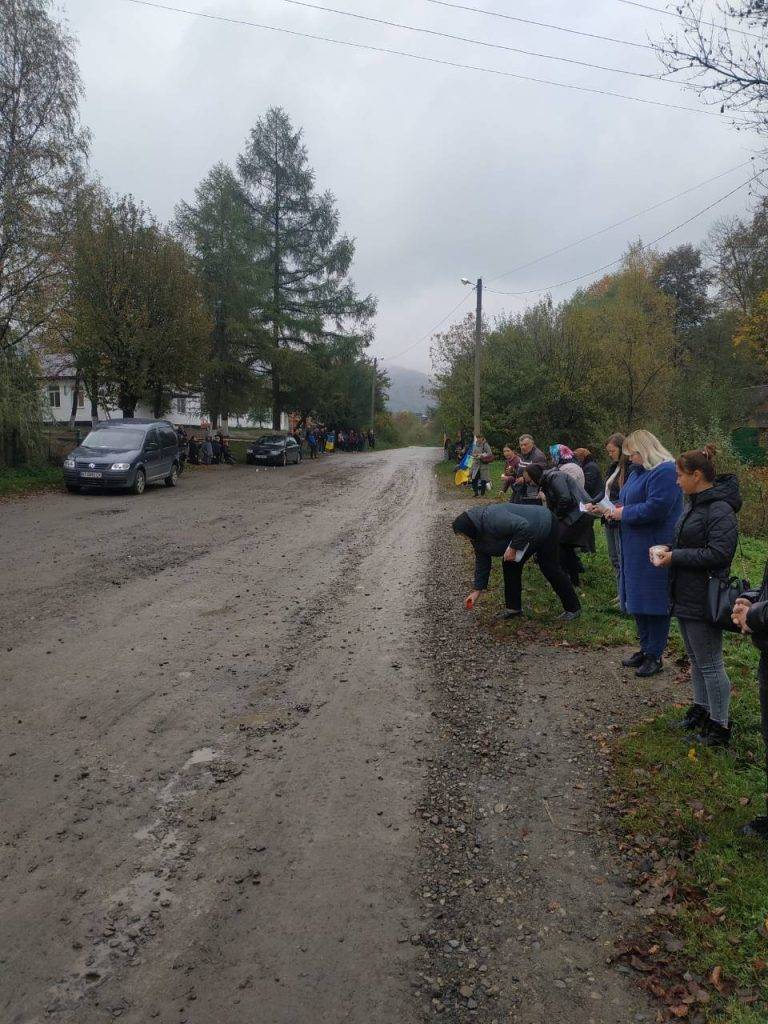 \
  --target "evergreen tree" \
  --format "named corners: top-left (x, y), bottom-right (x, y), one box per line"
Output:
top-left (175, 163), bottom-right (267, 425)
top-left (237, 107), bottom-right (375, 429)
